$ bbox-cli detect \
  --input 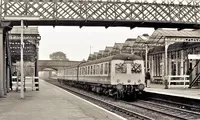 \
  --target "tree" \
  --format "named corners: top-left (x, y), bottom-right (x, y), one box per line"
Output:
top-left (49, 51), bottom-right (69, 60)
